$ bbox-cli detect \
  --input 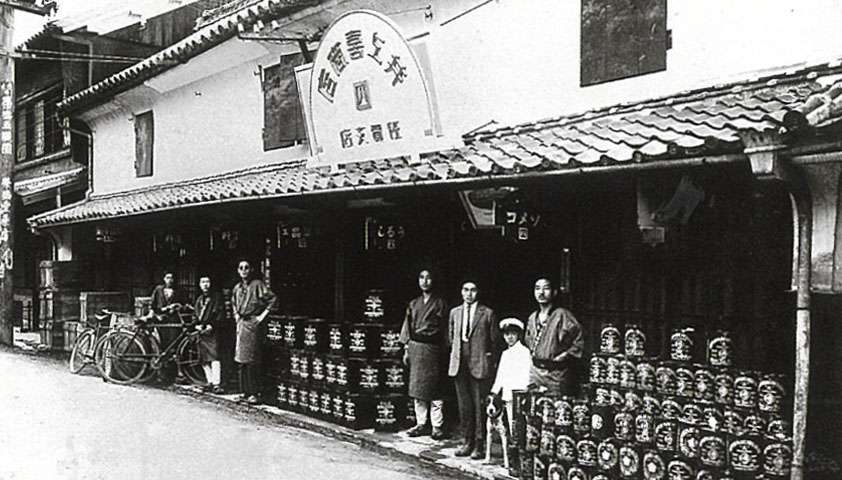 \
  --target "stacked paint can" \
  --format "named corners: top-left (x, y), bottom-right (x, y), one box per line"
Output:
top-left (271, 290), bottom-right (411, 431)
top-left (513, 322), bottom-right (792, 480)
